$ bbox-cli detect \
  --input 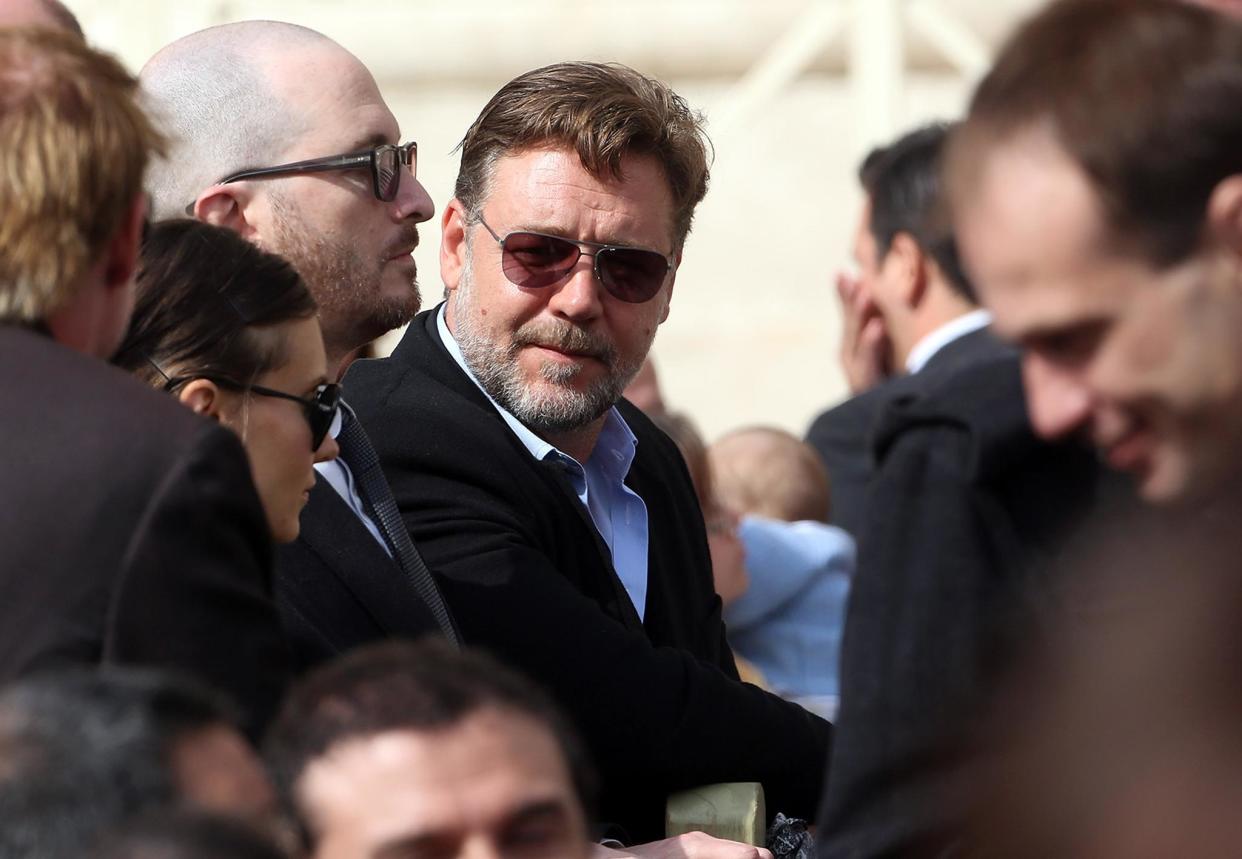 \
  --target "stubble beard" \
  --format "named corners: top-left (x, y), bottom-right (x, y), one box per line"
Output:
top-left (451, 260), bottom-right (649, 434)
top-left (269, 194), bottom-right (421, 359)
